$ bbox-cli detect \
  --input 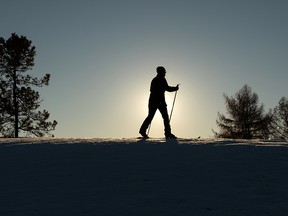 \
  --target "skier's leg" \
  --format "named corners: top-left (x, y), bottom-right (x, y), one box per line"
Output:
top-left (158, 104), bottom-right (172, 136)
top-left (139, 105), bottom-right (157, 136)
